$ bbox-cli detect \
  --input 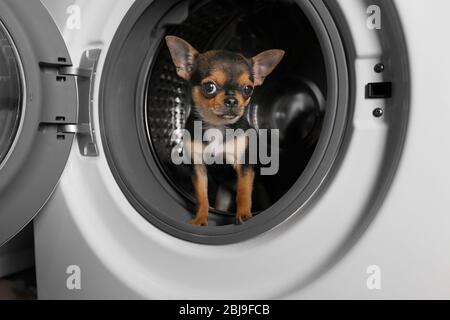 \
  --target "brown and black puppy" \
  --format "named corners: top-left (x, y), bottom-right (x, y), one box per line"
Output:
top-left (165, 35), bottom-right (284, 226)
